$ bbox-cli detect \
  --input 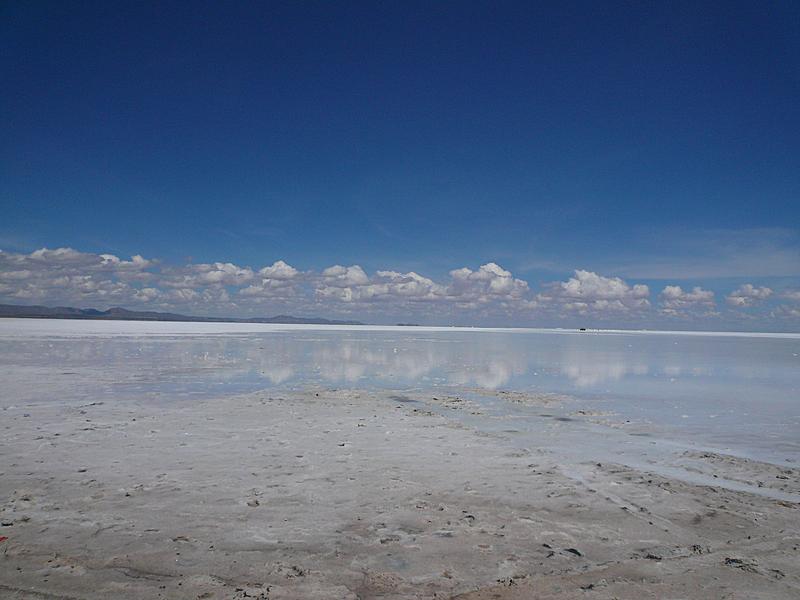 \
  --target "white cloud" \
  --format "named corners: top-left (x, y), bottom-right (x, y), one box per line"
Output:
top-left (158, 261), bottom-right (259, 294)
top-left (239, 260), bottom-right (302, 300)
top-left (659, 285), bottom-right (716, 317)
top-left (536, 270), bottom-right (650, 315)
top-left (781, 289), bottom-right (800, 302)
top-left (446, 263), bottom-right (529, 307)
top-left (315, 267), bottom-right (444, 303)
top-left (371, 270), bottom-right (444, 301)
top-left (320, 265), bottom-right (370, 287)
top-left (0, 270), bottom-right (32, 281)
top-left (165, 288), bottom-right (200, 303)
top-left (100, 254), bottom-right (152, 270)
top-left (770, 290), bottom-right (800, 320)
top-left (0, 247), bottom-right (156, 305)
top-left (726, 284), bottom-right (773, 307)
top-left (133, 287), bottom-right (162, 302)
top-left (2, 246), bottom-right (800, 328)
top-left (258, 260), bottom-right (298, 280)
top-left (770, 305), bottom-right (800, 319)
top-left (27, 247), bottom-right (90, 264)
top-left (313, 262), bottom-right (529, 313)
